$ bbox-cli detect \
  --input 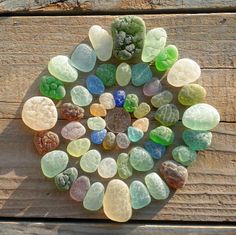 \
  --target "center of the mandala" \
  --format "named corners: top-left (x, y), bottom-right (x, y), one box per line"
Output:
top-left (105, 107), bottom-right (131, 133)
